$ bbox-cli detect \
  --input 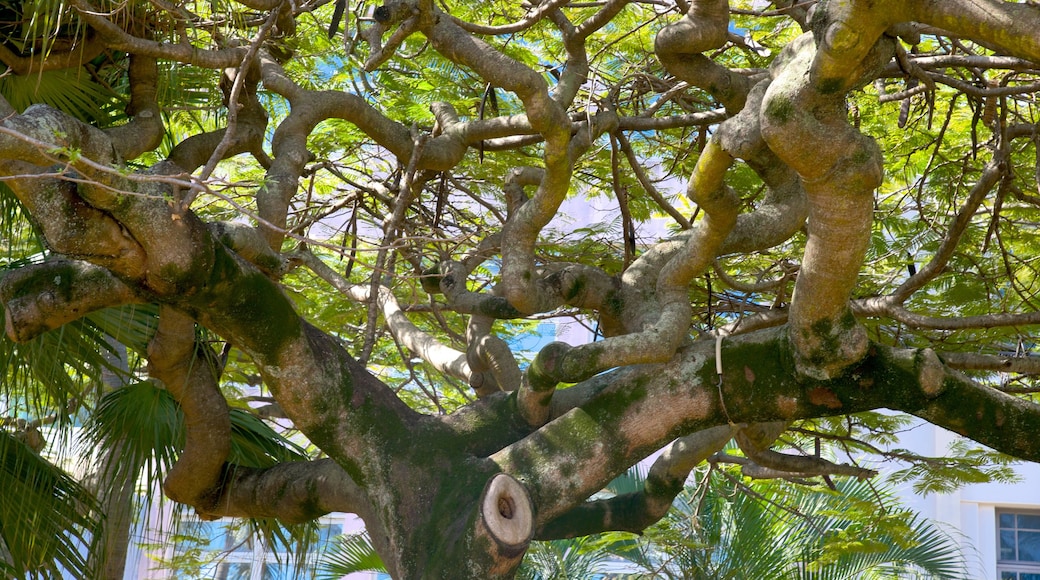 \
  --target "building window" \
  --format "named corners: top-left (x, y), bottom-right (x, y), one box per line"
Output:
top-left (170, 518), bottom-right (349, 580)
top-left (998, 511), bottom-right (1040, 580)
